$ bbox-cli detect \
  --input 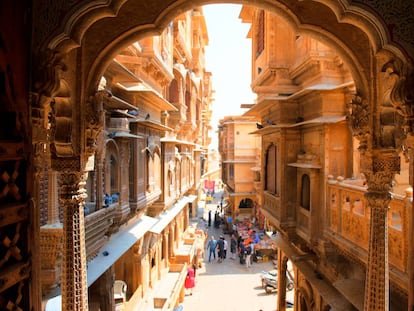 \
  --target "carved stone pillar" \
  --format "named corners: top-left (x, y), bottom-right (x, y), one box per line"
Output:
top-left (118, 138), bottom-right (131, 223)
top-left (163, 232), bottom-right (169, 264)
top-left (96, 161), bottom-right (104, 209)
top-left (362, 150), bottom-right (400, 311)
top-left (402, 136), bottom-right (414, 311)
top-left (276, 252), bottom-right (288, 311)
top-left (407, 184), bottom-right (414, 311)
top-left (48, 170), bottom-right (60, 223)
top-left (87, 93), bottom-right (105, 210)
top-left (56, 161), bottom-right (89, 311)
